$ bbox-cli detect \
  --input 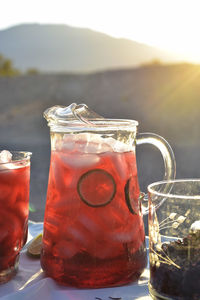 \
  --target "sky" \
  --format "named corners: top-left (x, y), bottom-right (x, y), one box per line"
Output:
top-left (1, 0), bottom-right (200, 62)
